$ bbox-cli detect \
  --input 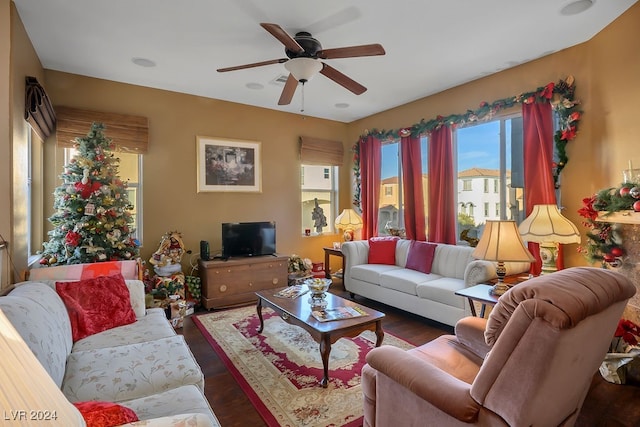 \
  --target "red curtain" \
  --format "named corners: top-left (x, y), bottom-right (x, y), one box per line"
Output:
top-left (360, 135), bottom-right (381, 239)
top-left (400, 135), bottom-right (427, 241)
top-left (522, 102), bottom-right (558, 275)
top-left (427, 126), bottom-right (457, 244)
